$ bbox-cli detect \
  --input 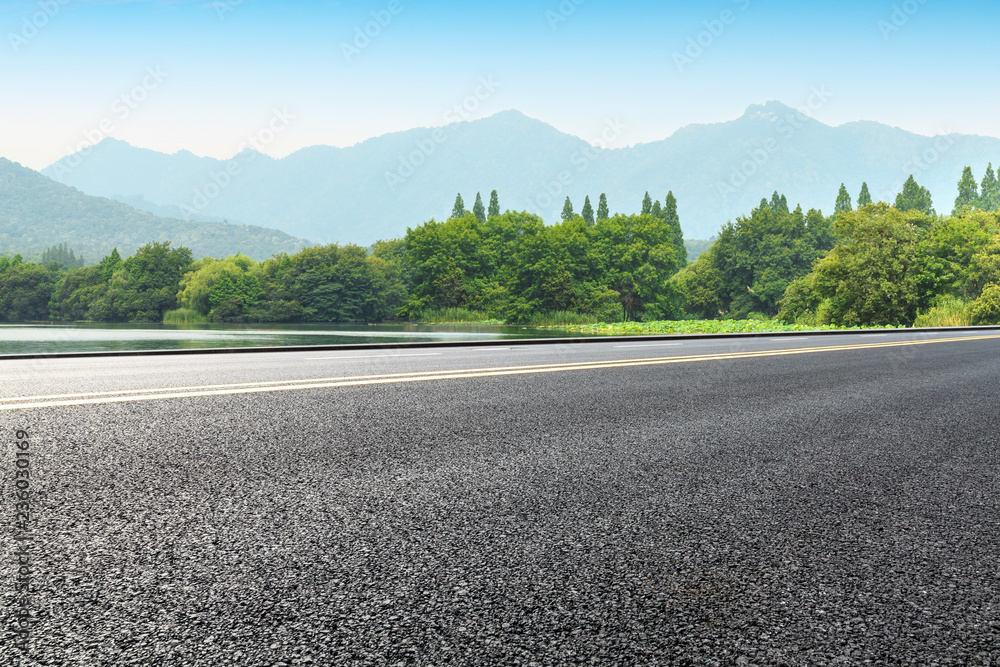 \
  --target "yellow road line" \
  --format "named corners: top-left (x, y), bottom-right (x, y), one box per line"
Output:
top-left (1, 334), bottom-right (996, 411)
